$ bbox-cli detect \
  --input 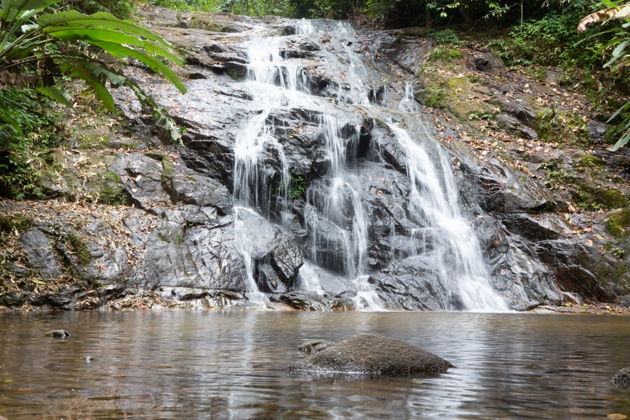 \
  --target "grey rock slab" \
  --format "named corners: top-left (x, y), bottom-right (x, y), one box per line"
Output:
top-left (19, 228), bottom-right (63, 279)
